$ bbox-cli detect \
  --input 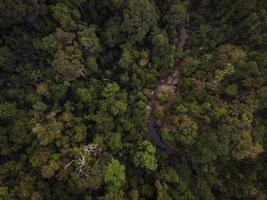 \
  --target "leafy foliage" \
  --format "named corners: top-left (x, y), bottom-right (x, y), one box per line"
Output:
top-left (104, 159), bottom-right (126, 191)
top-left (0, 0), bottom-right (266, 199)
top-left (133, 140), bottom-right (158, 171)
